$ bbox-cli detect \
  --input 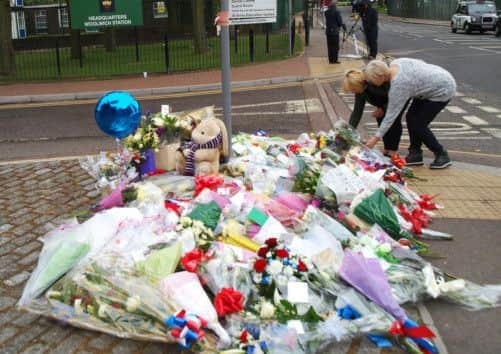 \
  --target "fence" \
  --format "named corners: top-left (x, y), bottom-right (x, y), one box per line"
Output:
top-left (8, 0), bottom-right (304, 81)
top-left (387, 0), bottom-right (501, 21)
